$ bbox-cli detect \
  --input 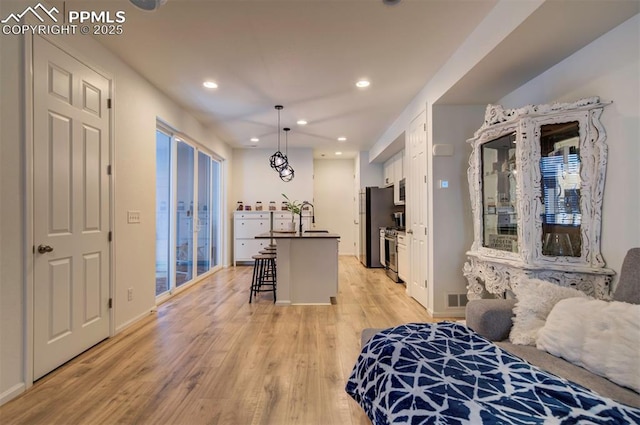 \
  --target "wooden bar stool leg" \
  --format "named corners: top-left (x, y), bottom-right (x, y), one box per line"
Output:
top-left (269, 258), bottom-right (277, 303)
top-left (249, 258), bottom-right (260, 303)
